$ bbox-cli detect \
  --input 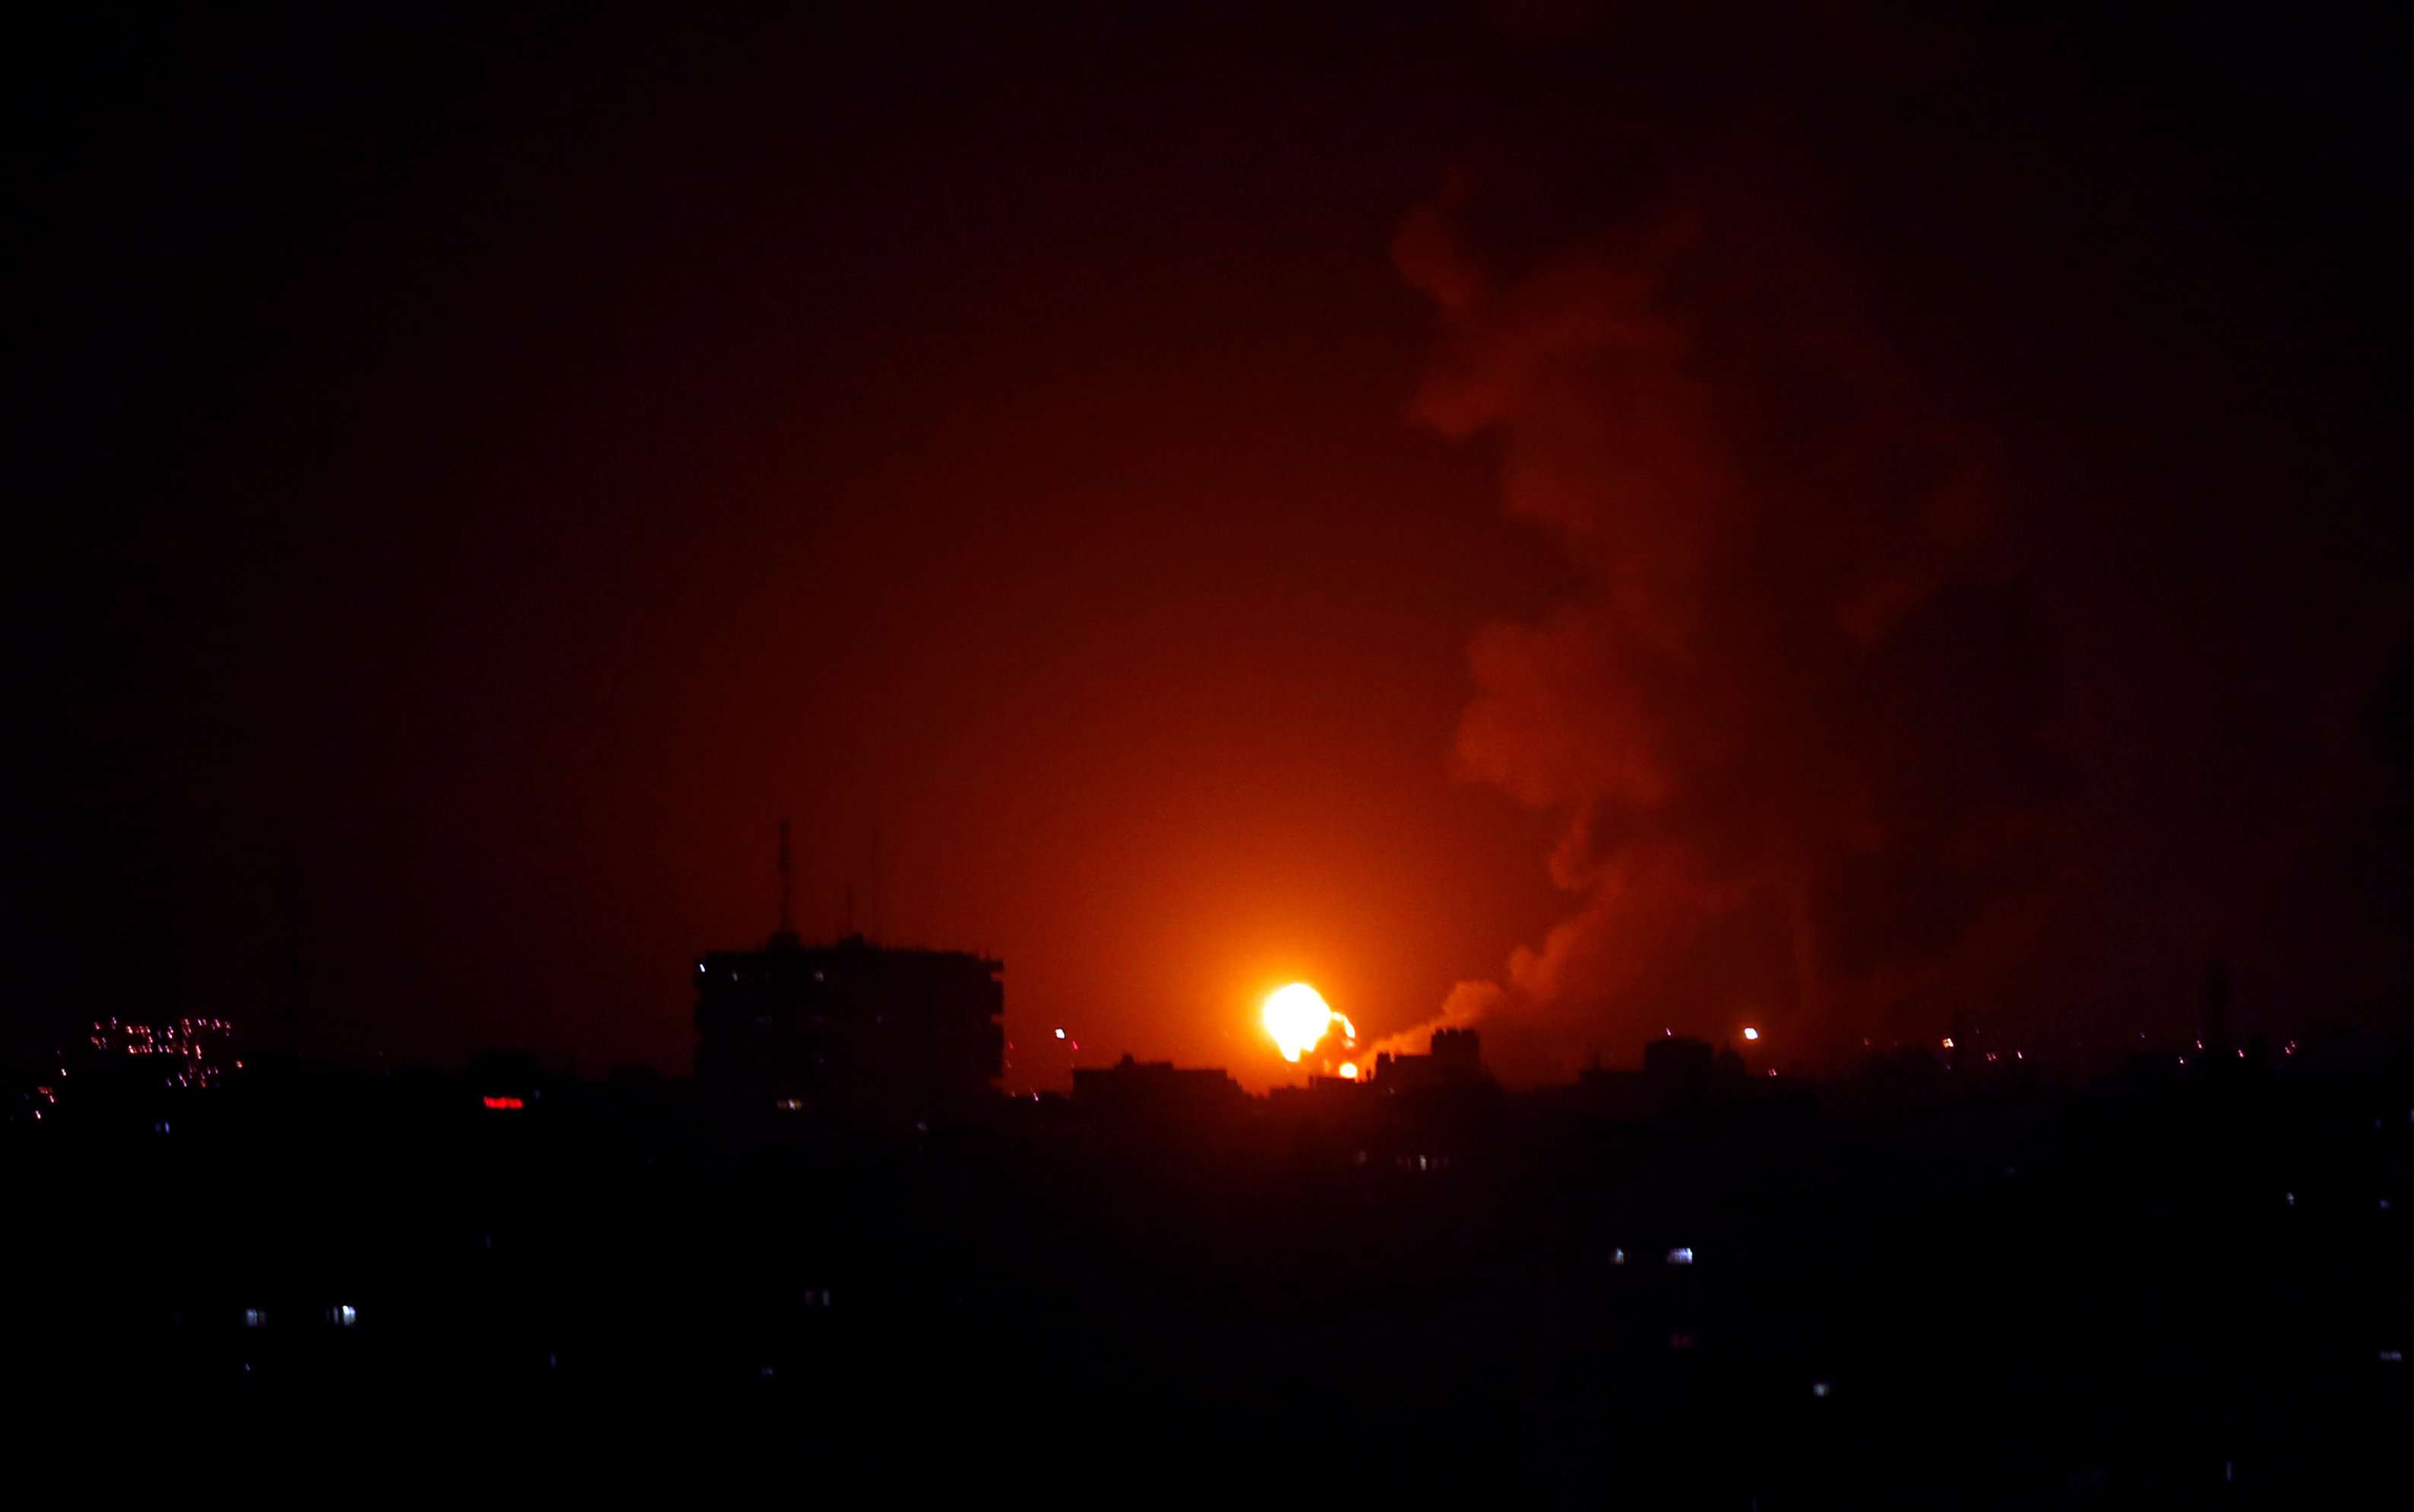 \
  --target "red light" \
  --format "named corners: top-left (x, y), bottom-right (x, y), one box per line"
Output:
top-left (482, 1096), bottom-right (524, 1110)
